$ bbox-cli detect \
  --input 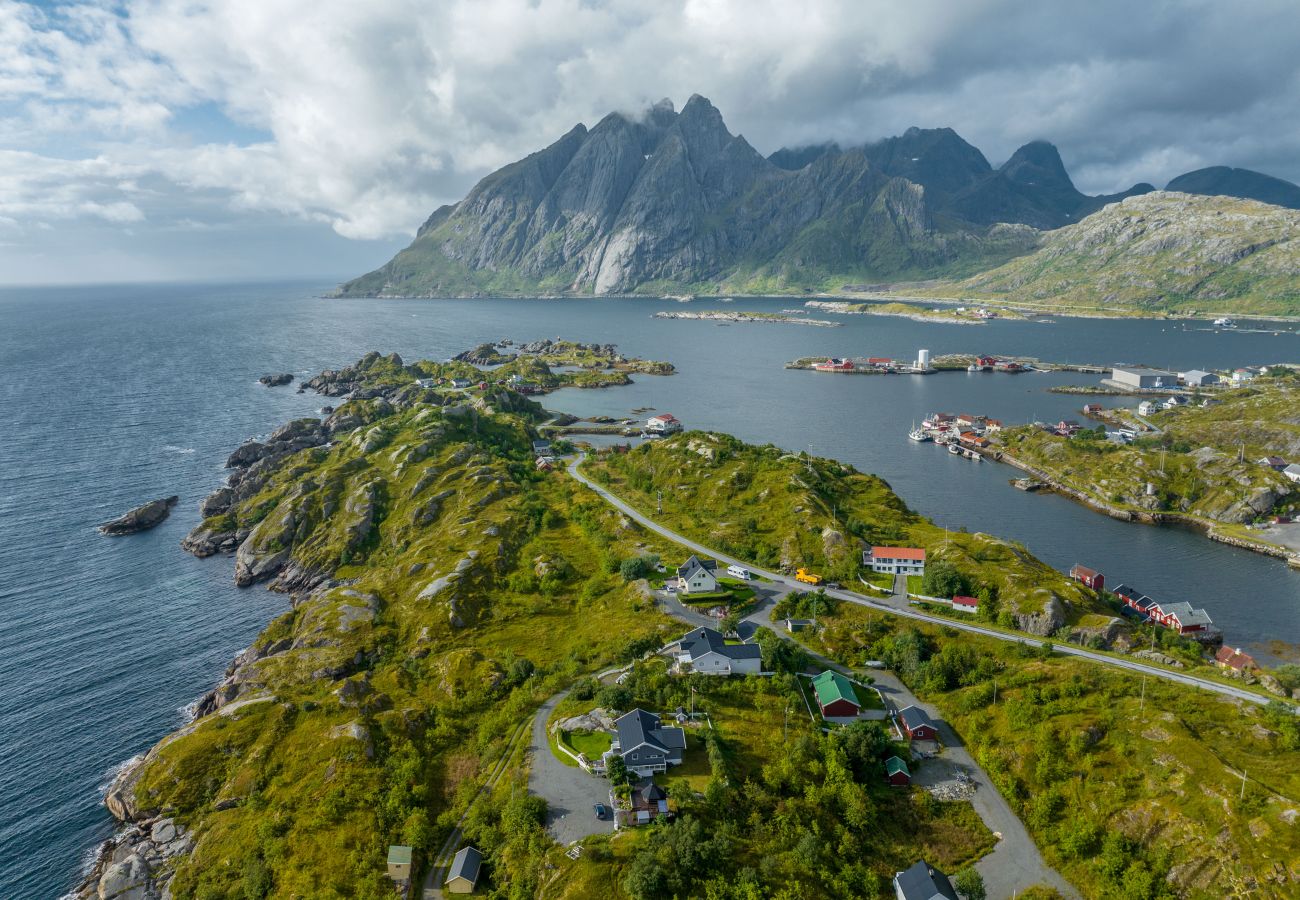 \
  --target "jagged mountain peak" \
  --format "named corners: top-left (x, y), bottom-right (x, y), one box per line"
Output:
top-left (1000, 140), bottom-right (1075, 190)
